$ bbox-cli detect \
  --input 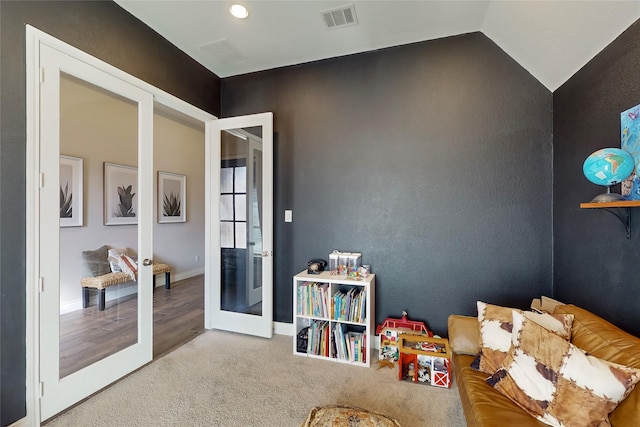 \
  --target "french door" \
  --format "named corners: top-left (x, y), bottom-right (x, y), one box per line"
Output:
top-left (38, 43), bottom-right (154, 420)
top-left (208, 113), bottom-right (273, 338)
